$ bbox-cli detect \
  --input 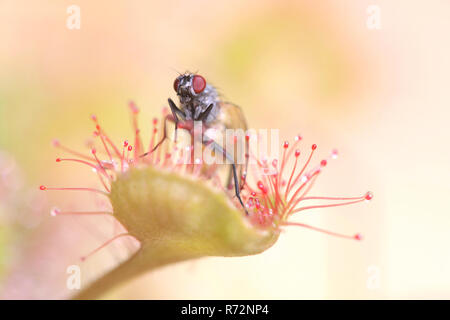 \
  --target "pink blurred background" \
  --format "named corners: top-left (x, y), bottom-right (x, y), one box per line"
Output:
top-left (0, 0), bottom-right (449, 299)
